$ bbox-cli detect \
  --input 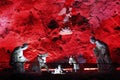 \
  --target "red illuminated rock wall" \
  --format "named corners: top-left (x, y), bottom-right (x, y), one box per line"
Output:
top-left (0, 0), bottom-right (120, 68)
